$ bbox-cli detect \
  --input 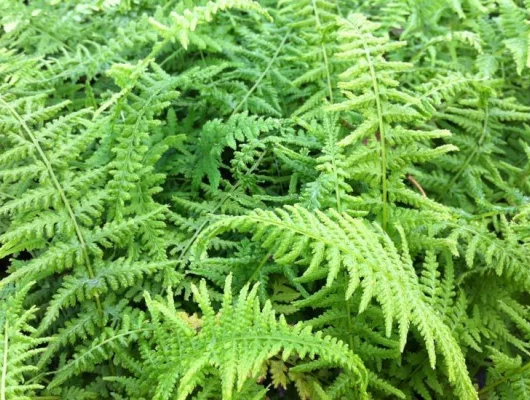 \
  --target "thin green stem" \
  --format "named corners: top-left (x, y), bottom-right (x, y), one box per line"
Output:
top-left (344, 279), bottom-right (353, 349)
top-left (332, 155), bottom-right (342, 212)
top-left (30, 396), bottom-right (61, 400)
top-left (30, 397), bottom-right (60, 400)
top-left (248, 253), bottom-right (271, 284)
top-left (231, 31), bottom-right (290, 116)
top-left (311, 0), bottom-right (334, 103)
top-left (345, 20), bottom-right (388, 230)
